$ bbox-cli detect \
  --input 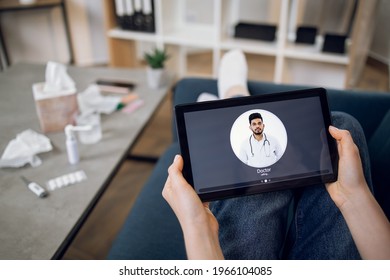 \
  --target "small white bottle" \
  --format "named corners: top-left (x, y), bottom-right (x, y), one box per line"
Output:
top-left (65, 125), bottom-right (93, 165)
top-left (65, 125), bottom-right (79, 164)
